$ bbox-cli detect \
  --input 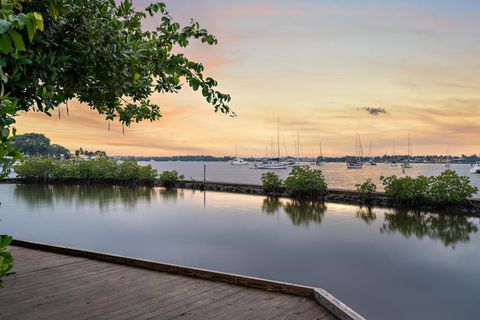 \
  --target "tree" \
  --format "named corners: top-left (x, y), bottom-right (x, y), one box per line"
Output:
top-left (11, 132), bottom-right (69, 156)
top-left (0, 0), bottom-right (232, 176)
